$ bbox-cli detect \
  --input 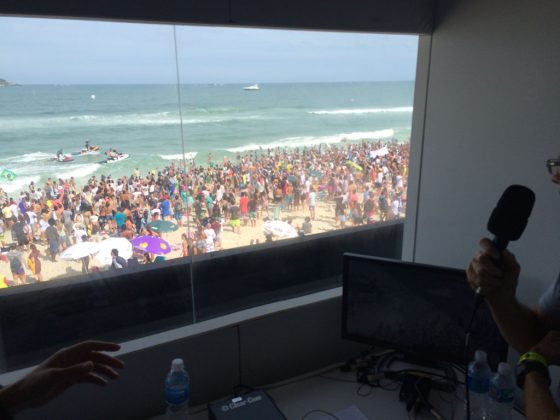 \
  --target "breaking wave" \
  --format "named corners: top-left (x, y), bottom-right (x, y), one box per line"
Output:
top-left (309, 107), bottom-right (413, 115)
top-left (224, 129), bottom-right (394, 153)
